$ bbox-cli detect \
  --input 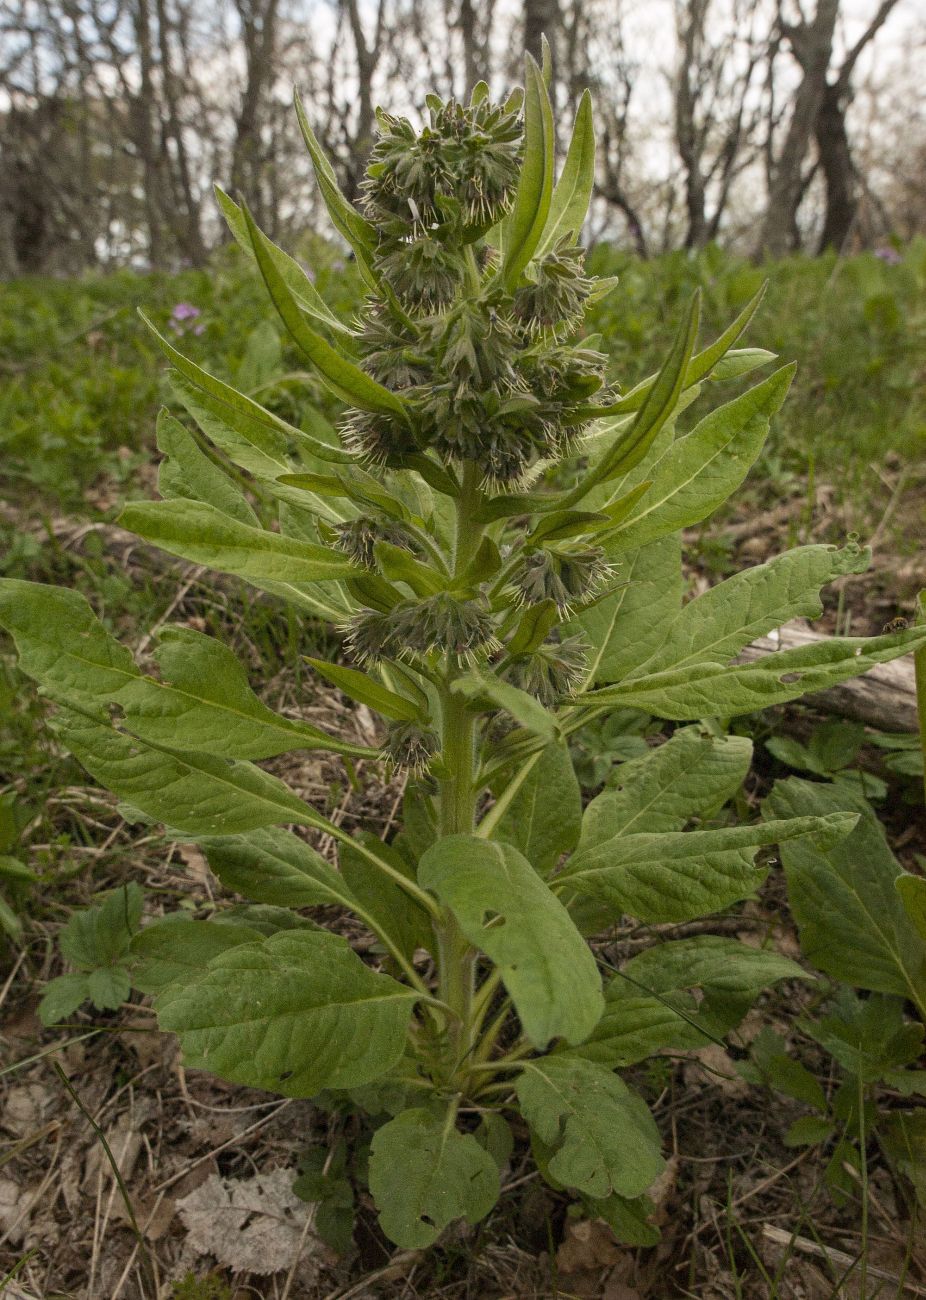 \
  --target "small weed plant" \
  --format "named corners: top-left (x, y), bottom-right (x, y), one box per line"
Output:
top-left (3, 56), bottom-right (925, 1250)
